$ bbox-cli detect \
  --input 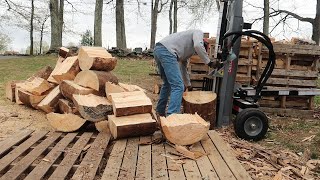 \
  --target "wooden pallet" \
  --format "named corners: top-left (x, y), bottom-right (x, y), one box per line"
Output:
top-left (0, 130), bottom-right (252, 180)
